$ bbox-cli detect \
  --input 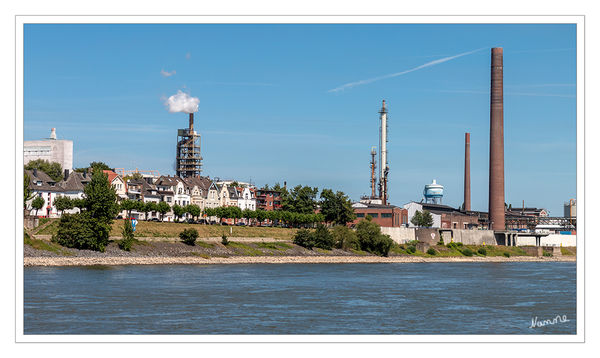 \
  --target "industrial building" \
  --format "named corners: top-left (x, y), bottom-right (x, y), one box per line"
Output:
top-left (175, 113), bottom-right (202, 178)
top-left (350, 202), bottom-right (407, 228)
top-left (24, 128), bottom-right (73, 173)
